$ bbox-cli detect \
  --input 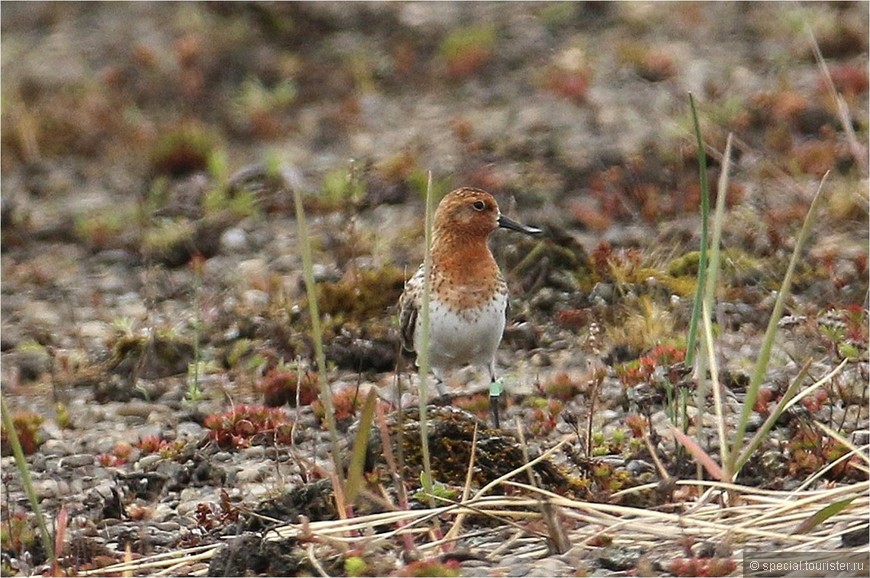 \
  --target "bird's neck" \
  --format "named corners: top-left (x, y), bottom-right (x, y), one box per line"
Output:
top-left (430, 230), bottom-right (499, 286)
